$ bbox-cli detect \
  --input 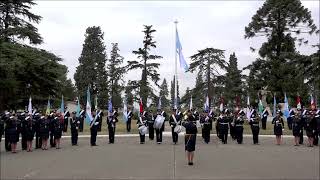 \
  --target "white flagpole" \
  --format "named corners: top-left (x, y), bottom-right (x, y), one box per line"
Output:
top-left (174, 20), bottom-right (178, 110)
